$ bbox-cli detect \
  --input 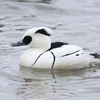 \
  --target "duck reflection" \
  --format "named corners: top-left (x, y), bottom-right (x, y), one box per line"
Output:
top-left (18, 67), bottom-right (98, 98)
